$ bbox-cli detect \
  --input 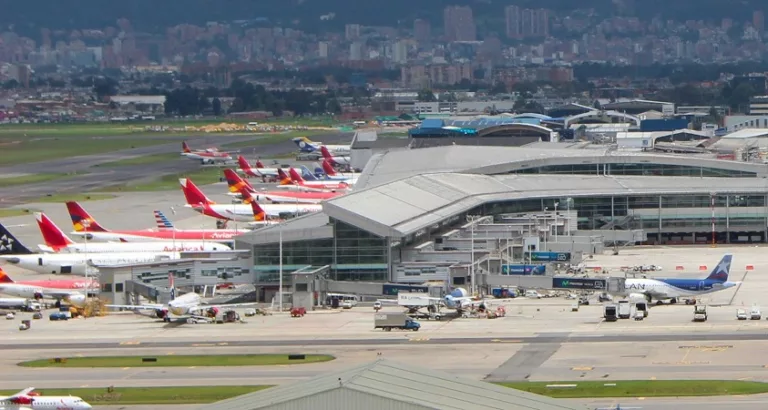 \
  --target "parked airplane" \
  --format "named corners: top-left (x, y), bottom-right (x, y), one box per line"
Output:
top-left (0, 224), bottom-right (179, 275)
top-left (320, 146), bottom-right (351, 166)
top-left (224, 169), bottom-right (338, 204)
top-left (237, 155), bottom-right (280, 180)
top-left (292, 136), bottom-right (351, 154)
top-left (109, 273), bottom-right (256, 323)
top-left (36, 212), bottom-right (231, 253)
top-left (179, 178), bottom-right (320, 222)
top-left (284, 168), bottom-right (350, 191)
top-left (320, 160), bottom-right (360, 183)
top-left (181, 141), bottom-right (234, 164)
top-left (617, 254), bottom-right (737, 304)
top-left (396, 288), bottom-right (483, 314)
top-left (0, 267), bottom-right (92, 307)
top-left (0, 387), bottom-right (92, 409)
top-left (154, 210), bottom-right (175, 229)
top-left (66, 202), bottom-right (243, 243)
